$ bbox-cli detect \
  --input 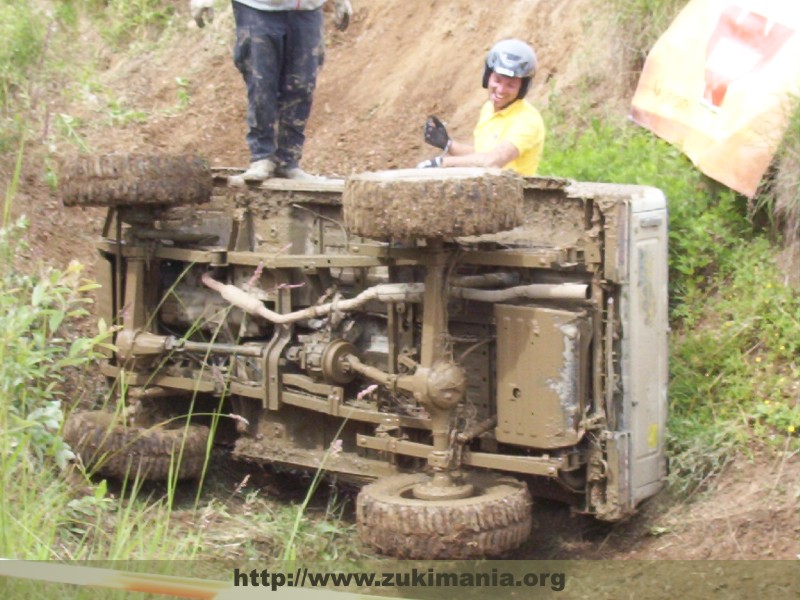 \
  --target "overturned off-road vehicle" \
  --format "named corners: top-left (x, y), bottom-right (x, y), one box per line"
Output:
top-left (60, 154), bottom-right (668, 559)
